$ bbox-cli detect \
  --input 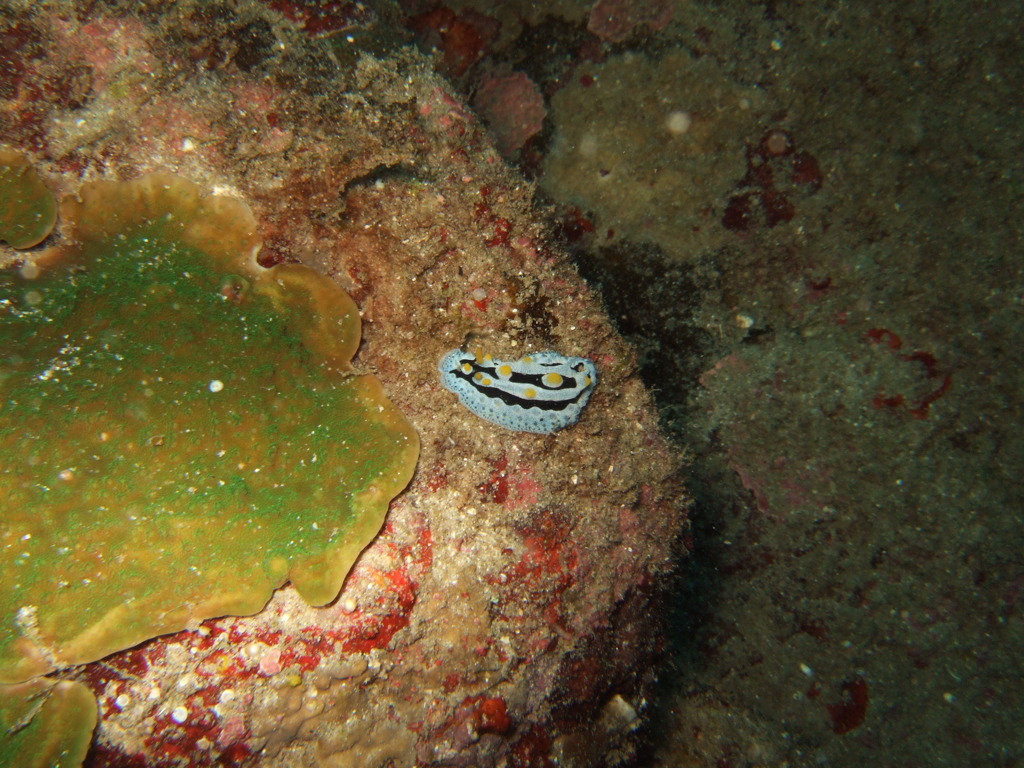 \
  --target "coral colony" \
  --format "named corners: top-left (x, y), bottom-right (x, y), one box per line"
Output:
top-left (0, 160), bottom-right (418, 765)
